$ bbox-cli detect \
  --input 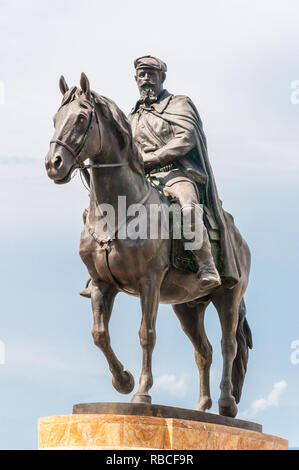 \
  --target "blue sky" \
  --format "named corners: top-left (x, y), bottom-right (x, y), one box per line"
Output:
top-left (0, 0), bottom-right (299, 449)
